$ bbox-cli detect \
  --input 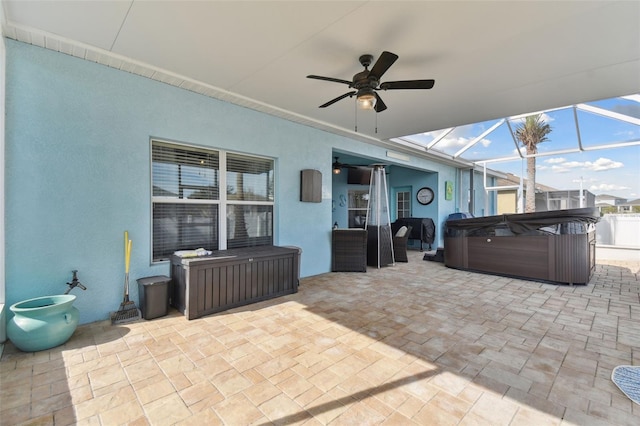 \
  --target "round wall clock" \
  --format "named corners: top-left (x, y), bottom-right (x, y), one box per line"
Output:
top-left (416, 187), bottom-right (434, 205)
